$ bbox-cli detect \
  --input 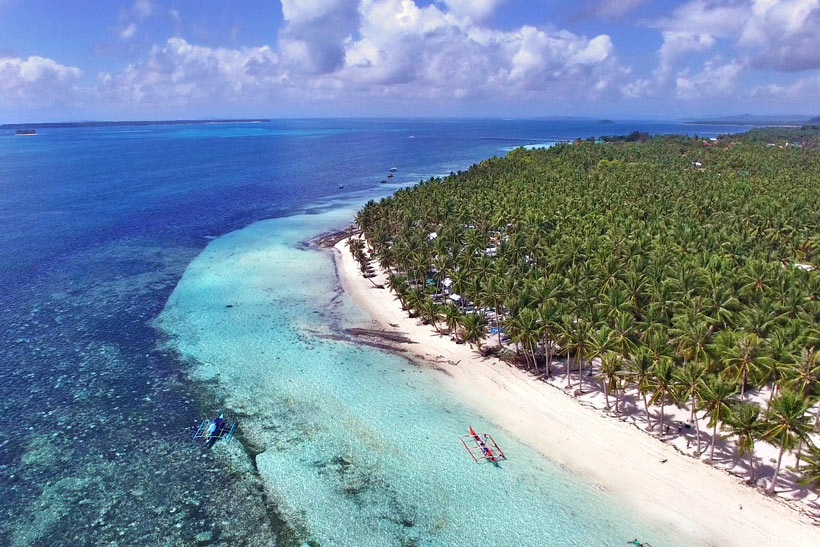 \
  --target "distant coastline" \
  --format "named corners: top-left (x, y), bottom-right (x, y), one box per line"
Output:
top-left (0, 119), bottom-right (271, 130)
